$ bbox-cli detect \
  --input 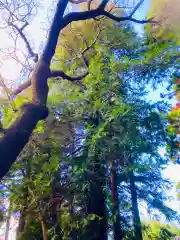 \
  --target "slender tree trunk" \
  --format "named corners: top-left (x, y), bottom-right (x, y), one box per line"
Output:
top-left (86, 167), bottom-right (107, 240)
top-left (110, 161), bottom-right (124, 240)
top-left (16, 182), bottom-right (29, 240)
top-left (39, 216), bottom-right (49, 240)
top-left (84, 113), bottom-right (107, 240)
top-left (50, 170), bottom-right (63, 239)
top-left (69, 203), bottom-right (79, 240)
top-left (129, 172), bottom-right (143, 240)
top-left (16, 210), bottom-right (26, 239)
top-left (85, 148), bottom-right (107, 240)
top-left (4, 203), bottom-right (11, 240)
